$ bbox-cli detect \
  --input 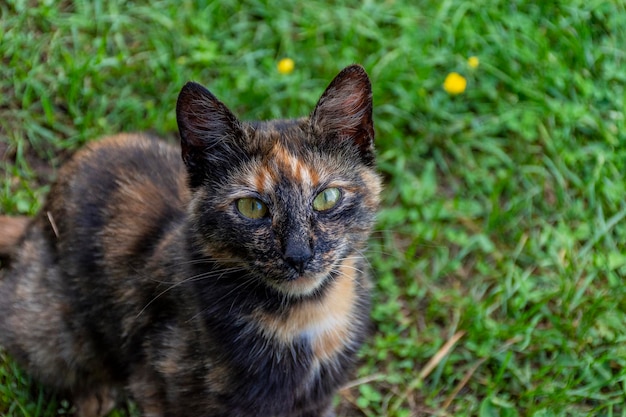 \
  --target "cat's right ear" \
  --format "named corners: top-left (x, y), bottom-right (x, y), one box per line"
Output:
top-left (176, 82), bottom-right (244, 188)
